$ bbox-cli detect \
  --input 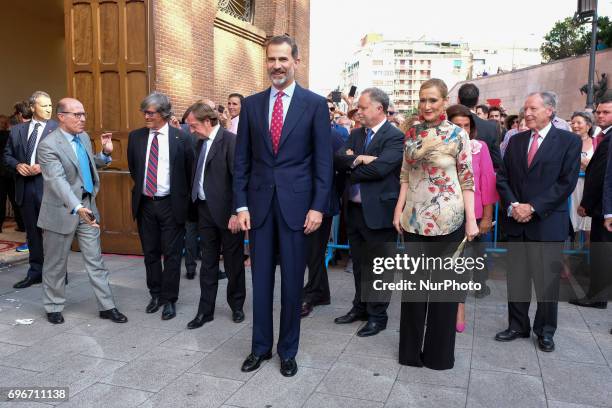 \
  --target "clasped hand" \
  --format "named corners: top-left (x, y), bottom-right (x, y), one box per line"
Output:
top-left (511, 203), bottom-right (533, 223)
